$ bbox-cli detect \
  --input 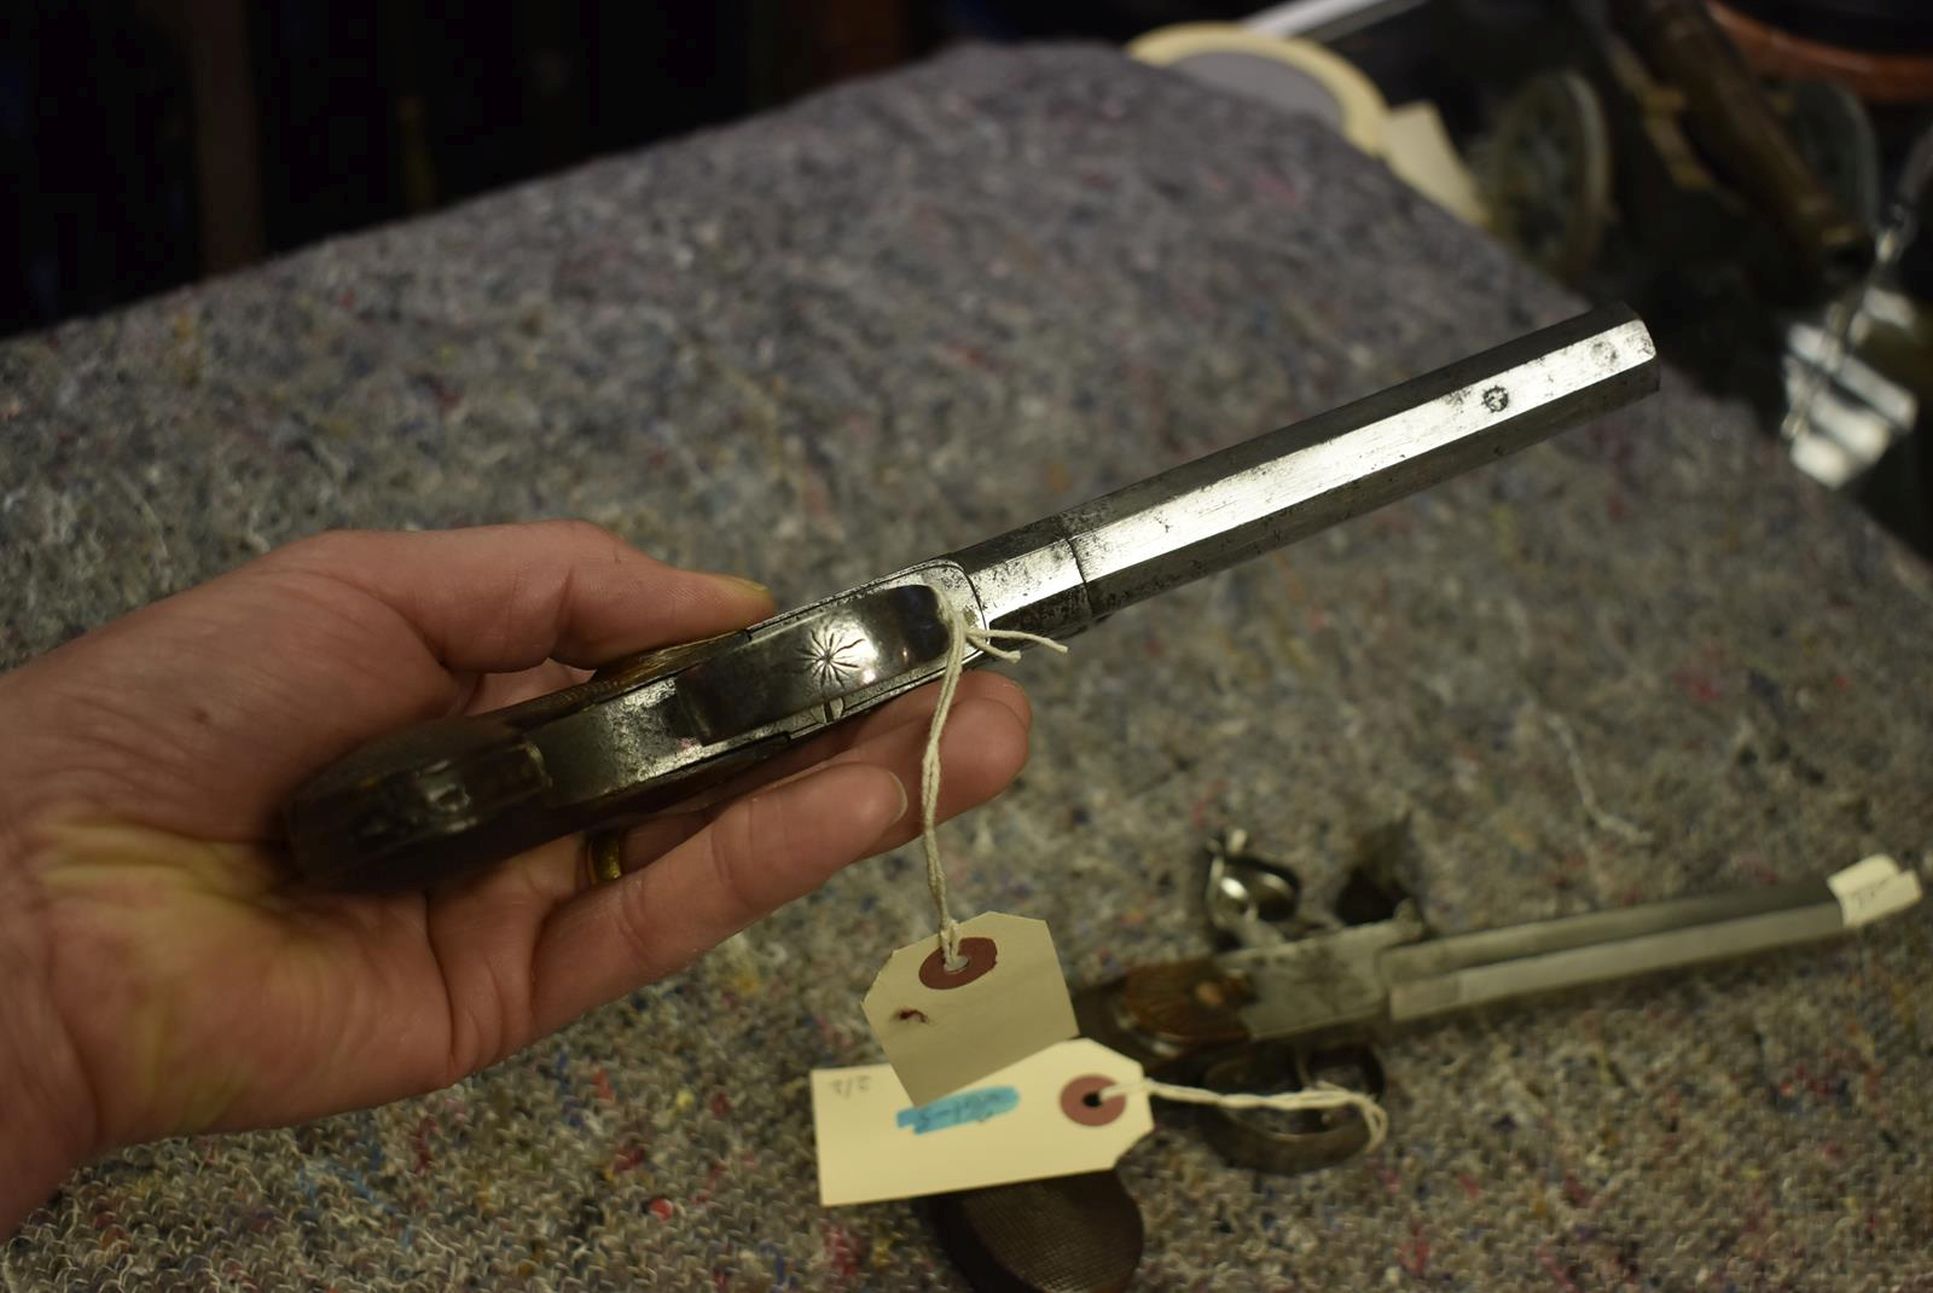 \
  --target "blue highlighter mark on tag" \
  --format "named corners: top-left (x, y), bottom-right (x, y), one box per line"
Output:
top-left (895, 1086), bottom-right (1021, 1135)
